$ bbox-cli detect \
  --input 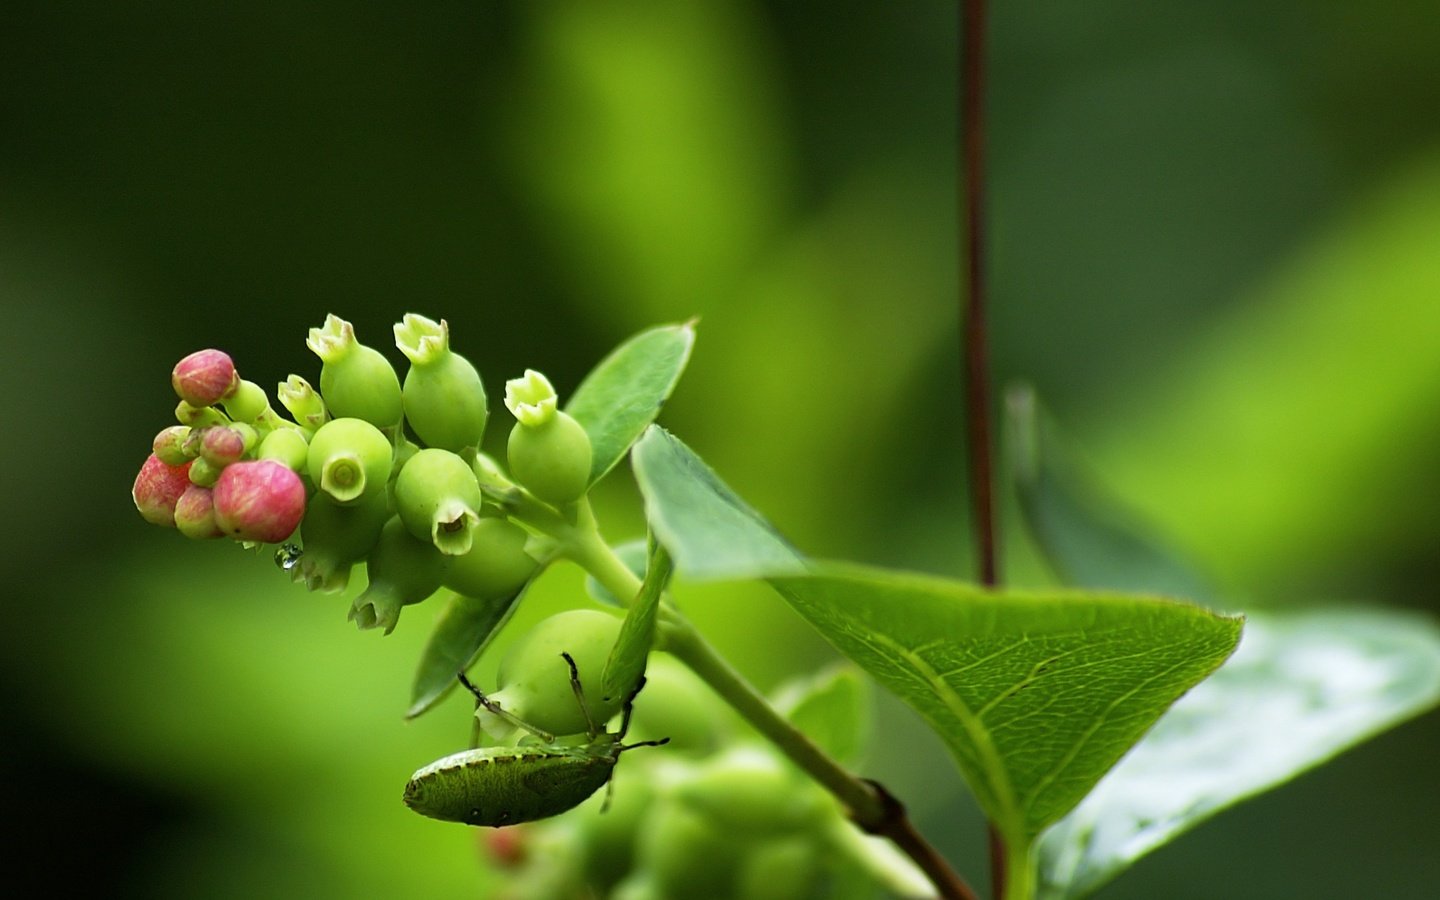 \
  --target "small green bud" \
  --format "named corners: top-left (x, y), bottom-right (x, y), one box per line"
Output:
top-left (277, 374), bottom-right (328, 430)
top-left (220, 379), bottom-right (270, 424)
top-left (187, 456), bottom-right (223, 488)
top-left (471, 451), bottom-right (513, 493)
top-left (257, 428), bottom-right (309, 472)
top-left (394, 447), bottom-right (482, 556)
top-left (306, 314), bottom-right (404, 432)
top-left (505, 370), bottom-right (592, 506)
top-left (306, 417), bottom-right (393, 506)
top-left (393, 313), bottom-right (488, 453)
top-left (152, 426), bottom-right (193, 466)
top-left (294, 489), bottom-right (390, 592)
top-left (485, 609), bottom-right (625, 737)
top-left (349, 515), bottom-right (446, 634)
top-left (441, 517), bottom-right (540, 599)
top-left (175, 400), bottom-right (228, 429)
